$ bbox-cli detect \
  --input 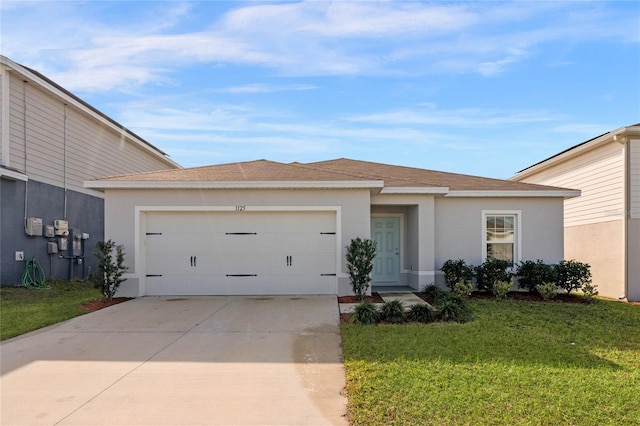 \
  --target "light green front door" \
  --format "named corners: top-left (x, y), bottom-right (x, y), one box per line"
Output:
top-left (371, 217), bottom-right (400, 282)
